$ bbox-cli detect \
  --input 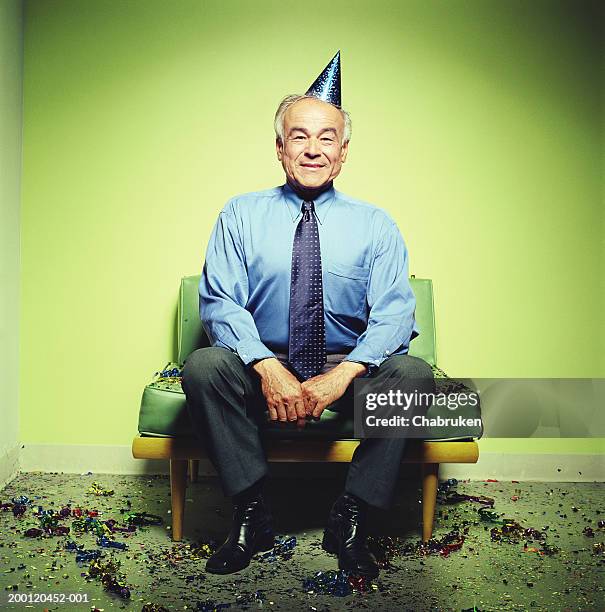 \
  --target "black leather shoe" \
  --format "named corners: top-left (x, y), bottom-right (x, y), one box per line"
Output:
top-left (322, 492), bottom-right (379, 578)
top-left (205, 495), bottom-right (274, 575)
